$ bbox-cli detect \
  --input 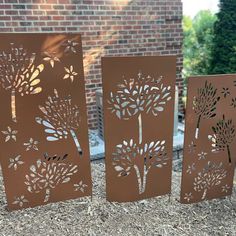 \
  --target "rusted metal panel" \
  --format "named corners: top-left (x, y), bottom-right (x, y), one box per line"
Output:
top-left (102, 56), bottom-right (176, 202)
top-left (0, 34), bottom-right (92, 210)
top-left (181, 75), bottom-right (236, 204)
